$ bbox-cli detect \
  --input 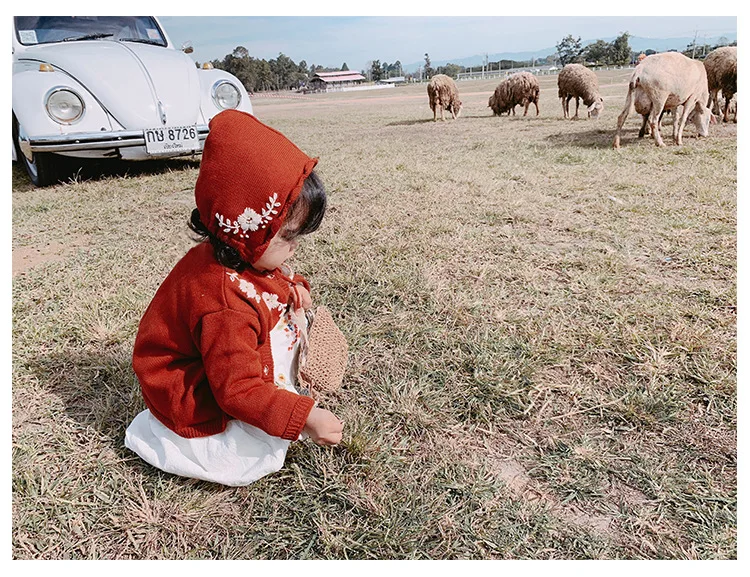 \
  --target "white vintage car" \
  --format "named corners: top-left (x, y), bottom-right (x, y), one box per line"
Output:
top-left (12, 16), bottom-right (253, 186)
